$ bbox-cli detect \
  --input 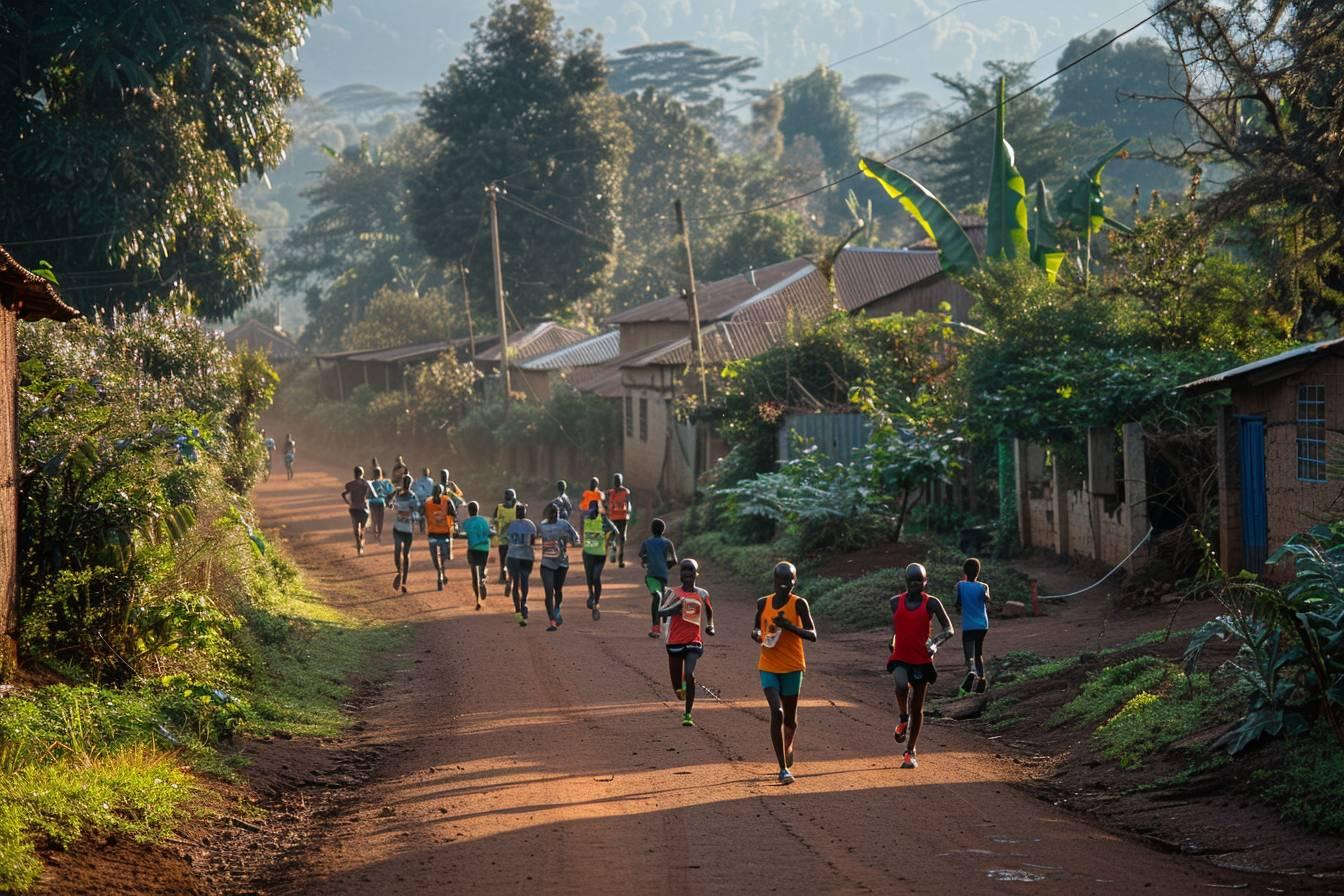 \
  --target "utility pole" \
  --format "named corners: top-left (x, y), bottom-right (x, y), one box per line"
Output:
top-left (674, 198), bottom-right (707, 404)
top-left (459, 260), bottom-right (476, 361)
top-left (486, 182), bottom-right (511, 405)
